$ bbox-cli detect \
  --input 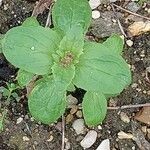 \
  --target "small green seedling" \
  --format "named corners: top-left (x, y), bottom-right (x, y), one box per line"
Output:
top-left (1, 0), bottom-right (131, 126)
top-left (0, 83), bottom-right (19, 132)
